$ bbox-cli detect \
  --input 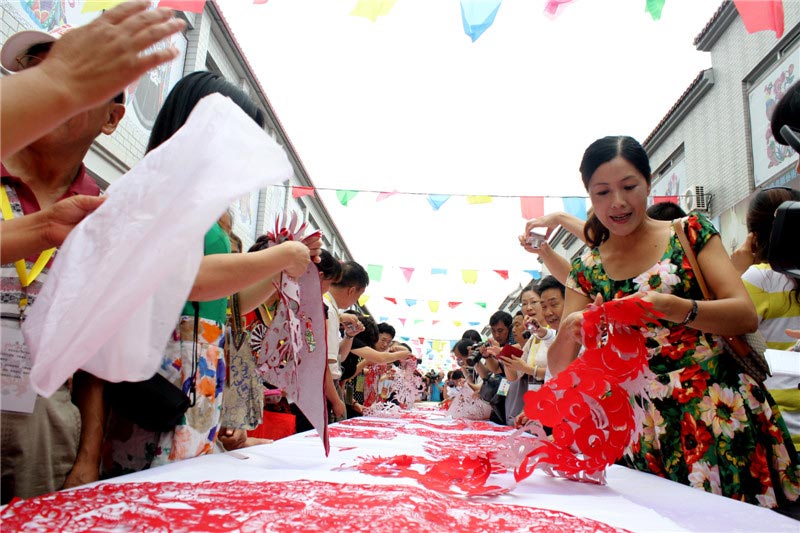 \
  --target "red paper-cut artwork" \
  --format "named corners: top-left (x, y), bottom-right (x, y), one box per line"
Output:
top-left (1, 480), bottom-right (632, 533)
